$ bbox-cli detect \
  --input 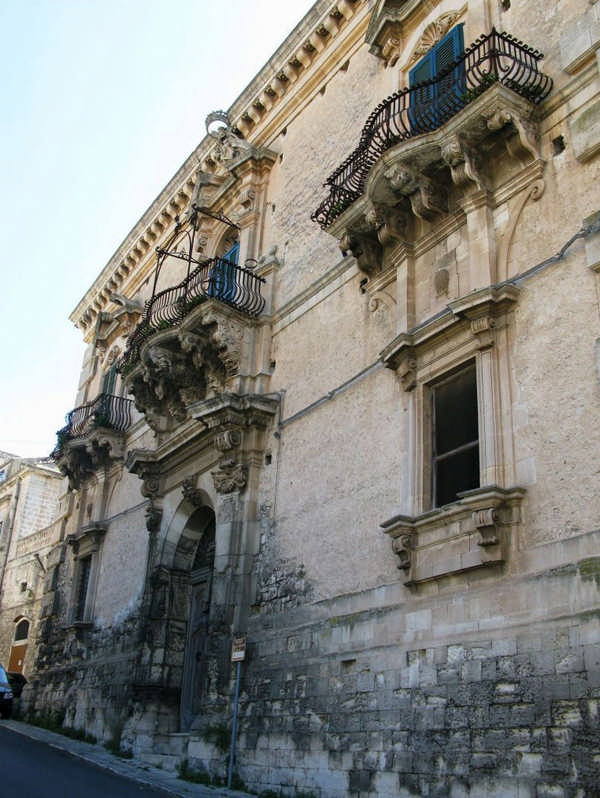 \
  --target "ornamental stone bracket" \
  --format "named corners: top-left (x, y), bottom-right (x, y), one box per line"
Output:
top-left (56, 431), bottom-right (127, 491)
top-left (381, 486), bottom-right (526, 586)
top-left (123, 302), bottom-right (250, 433)
top-left (67, 522), bottom-right (107, 558)
top-left (211, 458), bottom-right (248, 494)
top-left (328, 84), bottom-right (545, 273)
top-left (381, 283), bottom-right (521, 388)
